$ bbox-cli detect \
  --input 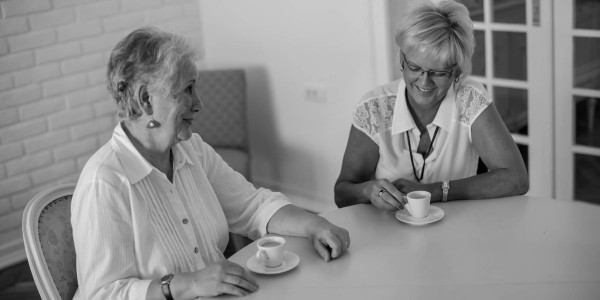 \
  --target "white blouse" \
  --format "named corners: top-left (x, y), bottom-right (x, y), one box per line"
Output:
top-left (71, 123), bottom-right (291, 300)
top-left (352, 77), bottom-right (492, 183)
